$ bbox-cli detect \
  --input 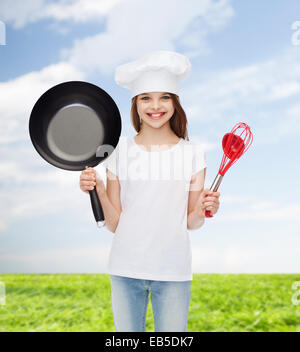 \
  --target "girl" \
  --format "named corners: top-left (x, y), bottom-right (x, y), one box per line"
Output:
top-left (79, 51), bottom-right (220, 332)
